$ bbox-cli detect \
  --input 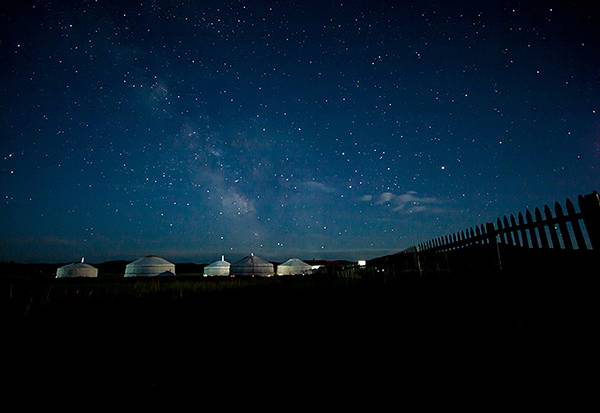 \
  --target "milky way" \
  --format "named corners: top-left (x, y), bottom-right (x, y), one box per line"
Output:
top-left (1, 1), bottom-right (598, 262)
